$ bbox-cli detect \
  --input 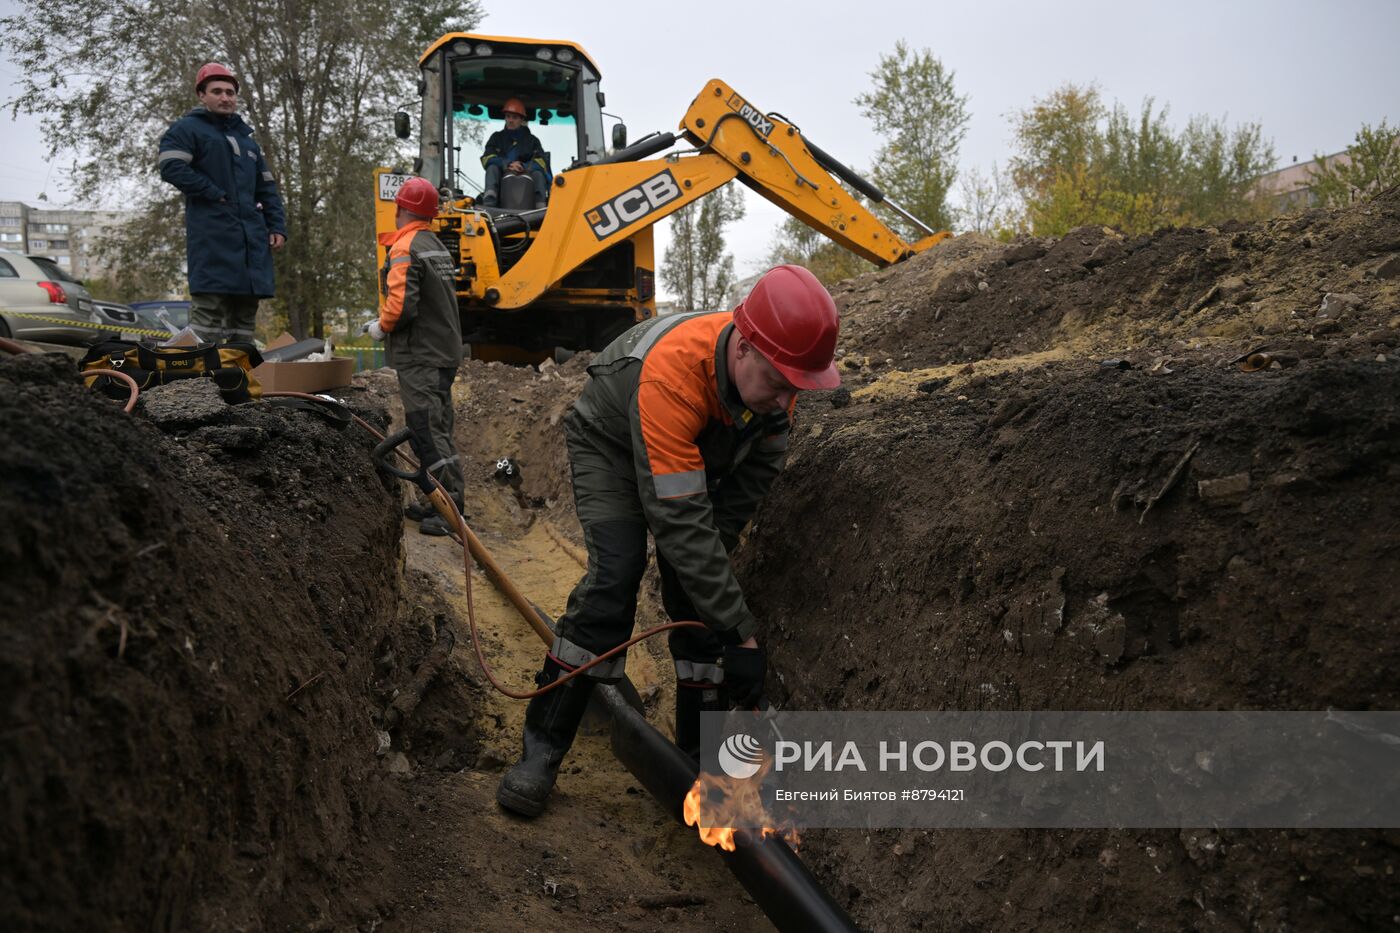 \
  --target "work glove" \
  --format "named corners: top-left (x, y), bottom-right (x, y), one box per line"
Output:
top-left (722, 643), bottom-right (767, 709)
top-left (360, 320), bottom-right (385, 342)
